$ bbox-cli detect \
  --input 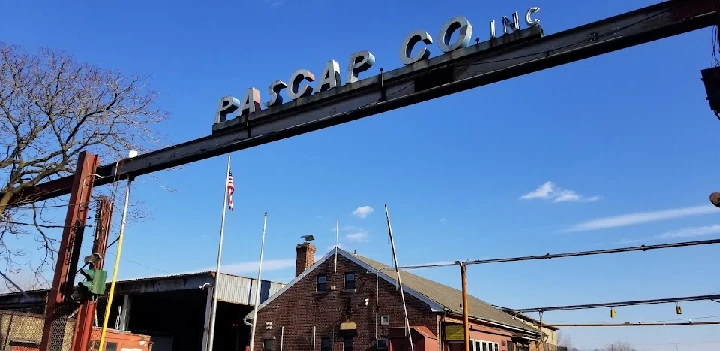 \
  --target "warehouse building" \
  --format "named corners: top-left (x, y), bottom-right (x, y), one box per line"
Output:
top-left (0, 271), bottom-right (285, 351)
